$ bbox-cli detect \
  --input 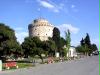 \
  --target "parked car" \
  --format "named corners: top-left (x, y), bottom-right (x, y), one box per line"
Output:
top-left (92, 50), bottom-right (99, 55)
